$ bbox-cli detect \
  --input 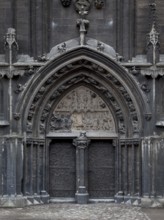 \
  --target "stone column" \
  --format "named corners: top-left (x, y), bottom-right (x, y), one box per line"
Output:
top-left (73, 132), bottom-right (90, 204)
top-left (0, 137), bottom-right (26, 207)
